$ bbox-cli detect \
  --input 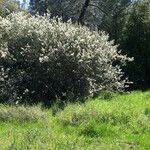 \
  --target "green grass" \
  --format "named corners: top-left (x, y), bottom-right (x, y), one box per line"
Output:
top-left (0, 91), bottom-right (150, 149)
